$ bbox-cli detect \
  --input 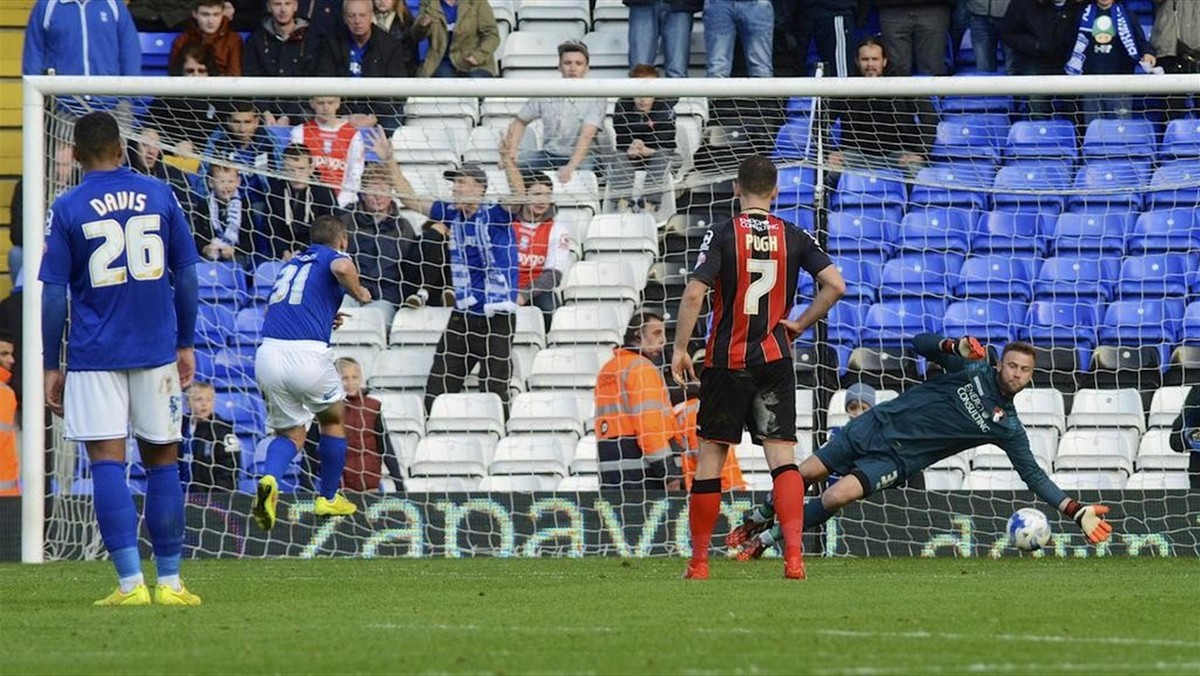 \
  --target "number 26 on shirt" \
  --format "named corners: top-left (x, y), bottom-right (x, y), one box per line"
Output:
top-left (82, 215), bottom-right (164, 287)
